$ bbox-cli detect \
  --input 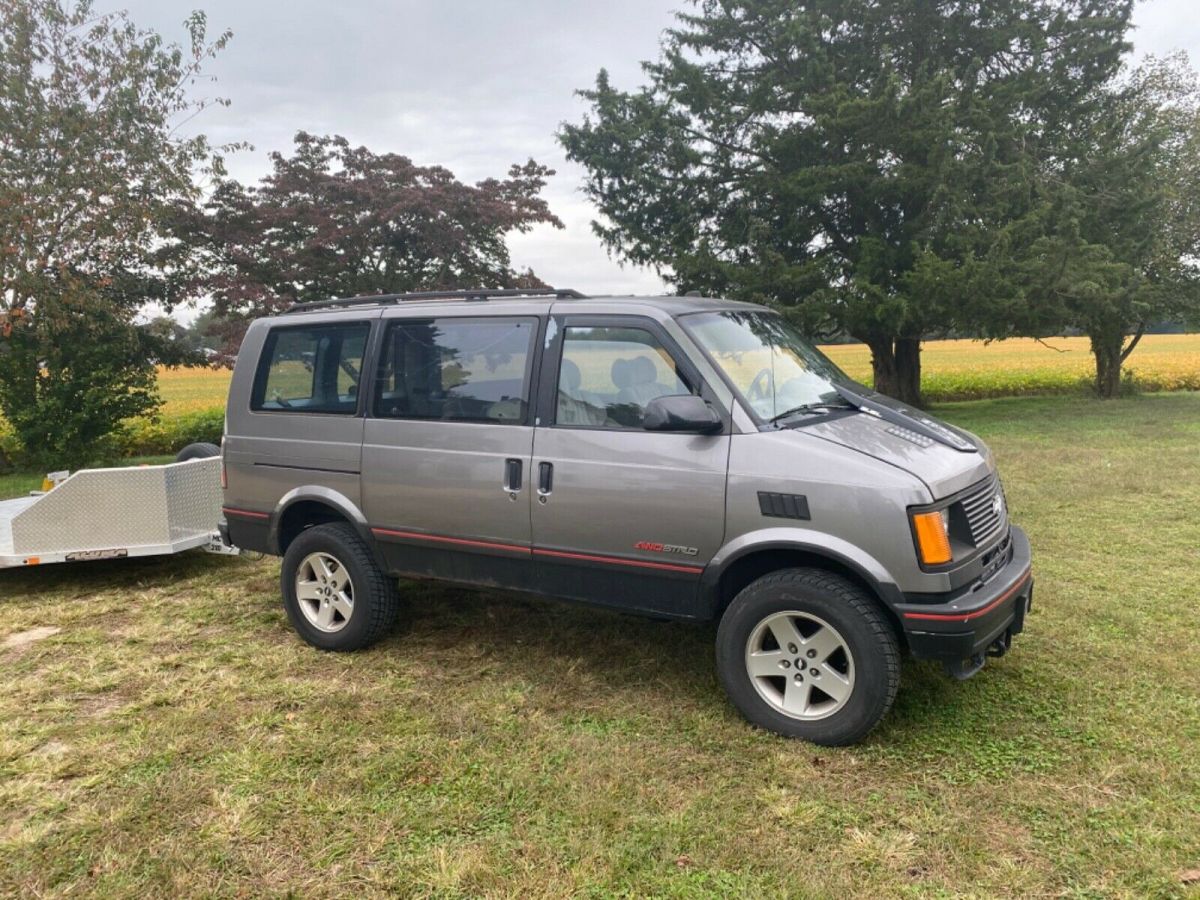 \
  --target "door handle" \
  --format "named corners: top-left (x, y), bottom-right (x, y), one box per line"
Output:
top-left (504, 458), bottom-right (523, 492)
top-left (537, 461), bottom-right (553, 495)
